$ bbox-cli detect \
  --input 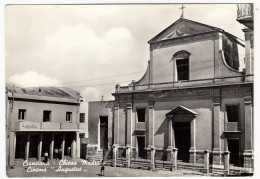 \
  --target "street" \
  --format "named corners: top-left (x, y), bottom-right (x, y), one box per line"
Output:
top-left (6, 159), bottom-right (204, 177)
